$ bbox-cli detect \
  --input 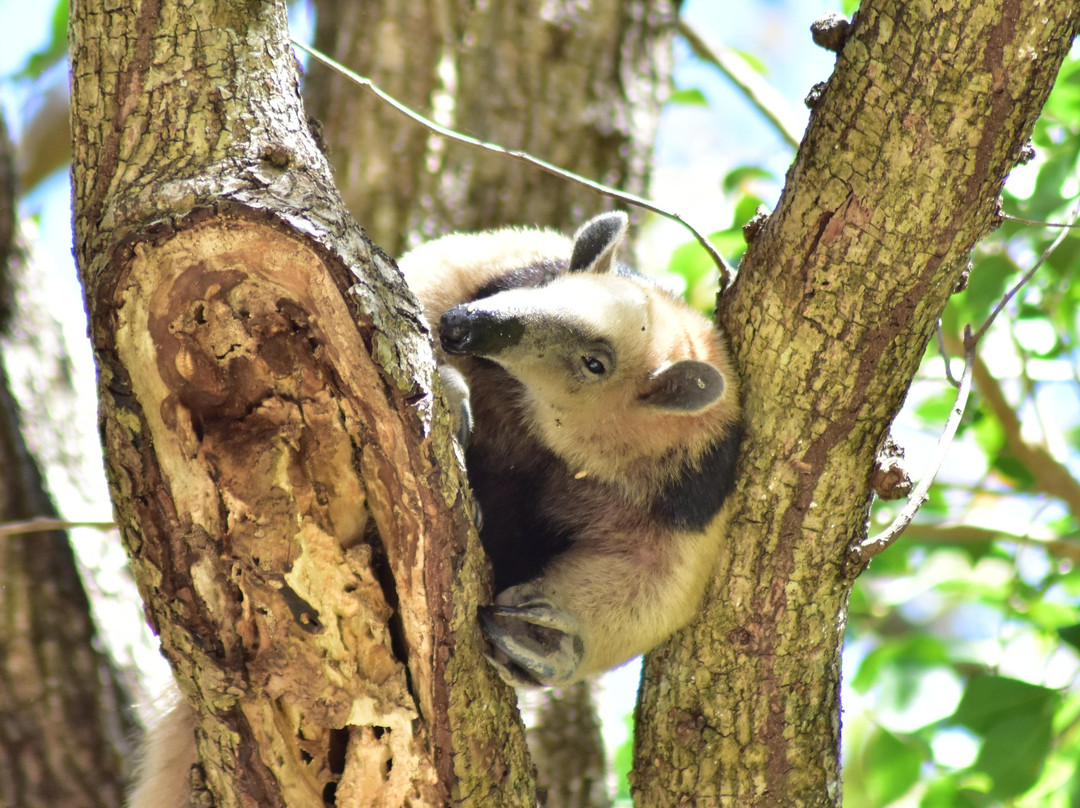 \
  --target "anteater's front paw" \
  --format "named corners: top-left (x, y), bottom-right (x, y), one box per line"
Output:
top-left (479, 592), bottom-right (583, 688)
